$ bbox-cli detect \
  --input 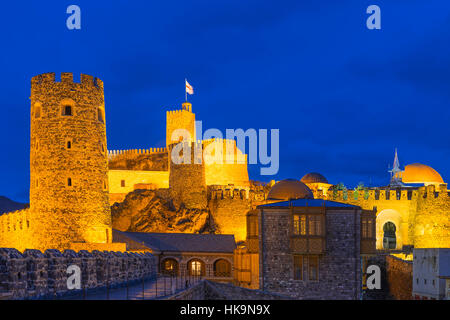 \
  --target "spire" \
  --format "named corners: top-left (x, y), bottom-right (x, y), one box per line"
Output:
top-left (389, 148), bottom-right (404, 187)
top-left (392, 148), bottom-right (400, 173)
